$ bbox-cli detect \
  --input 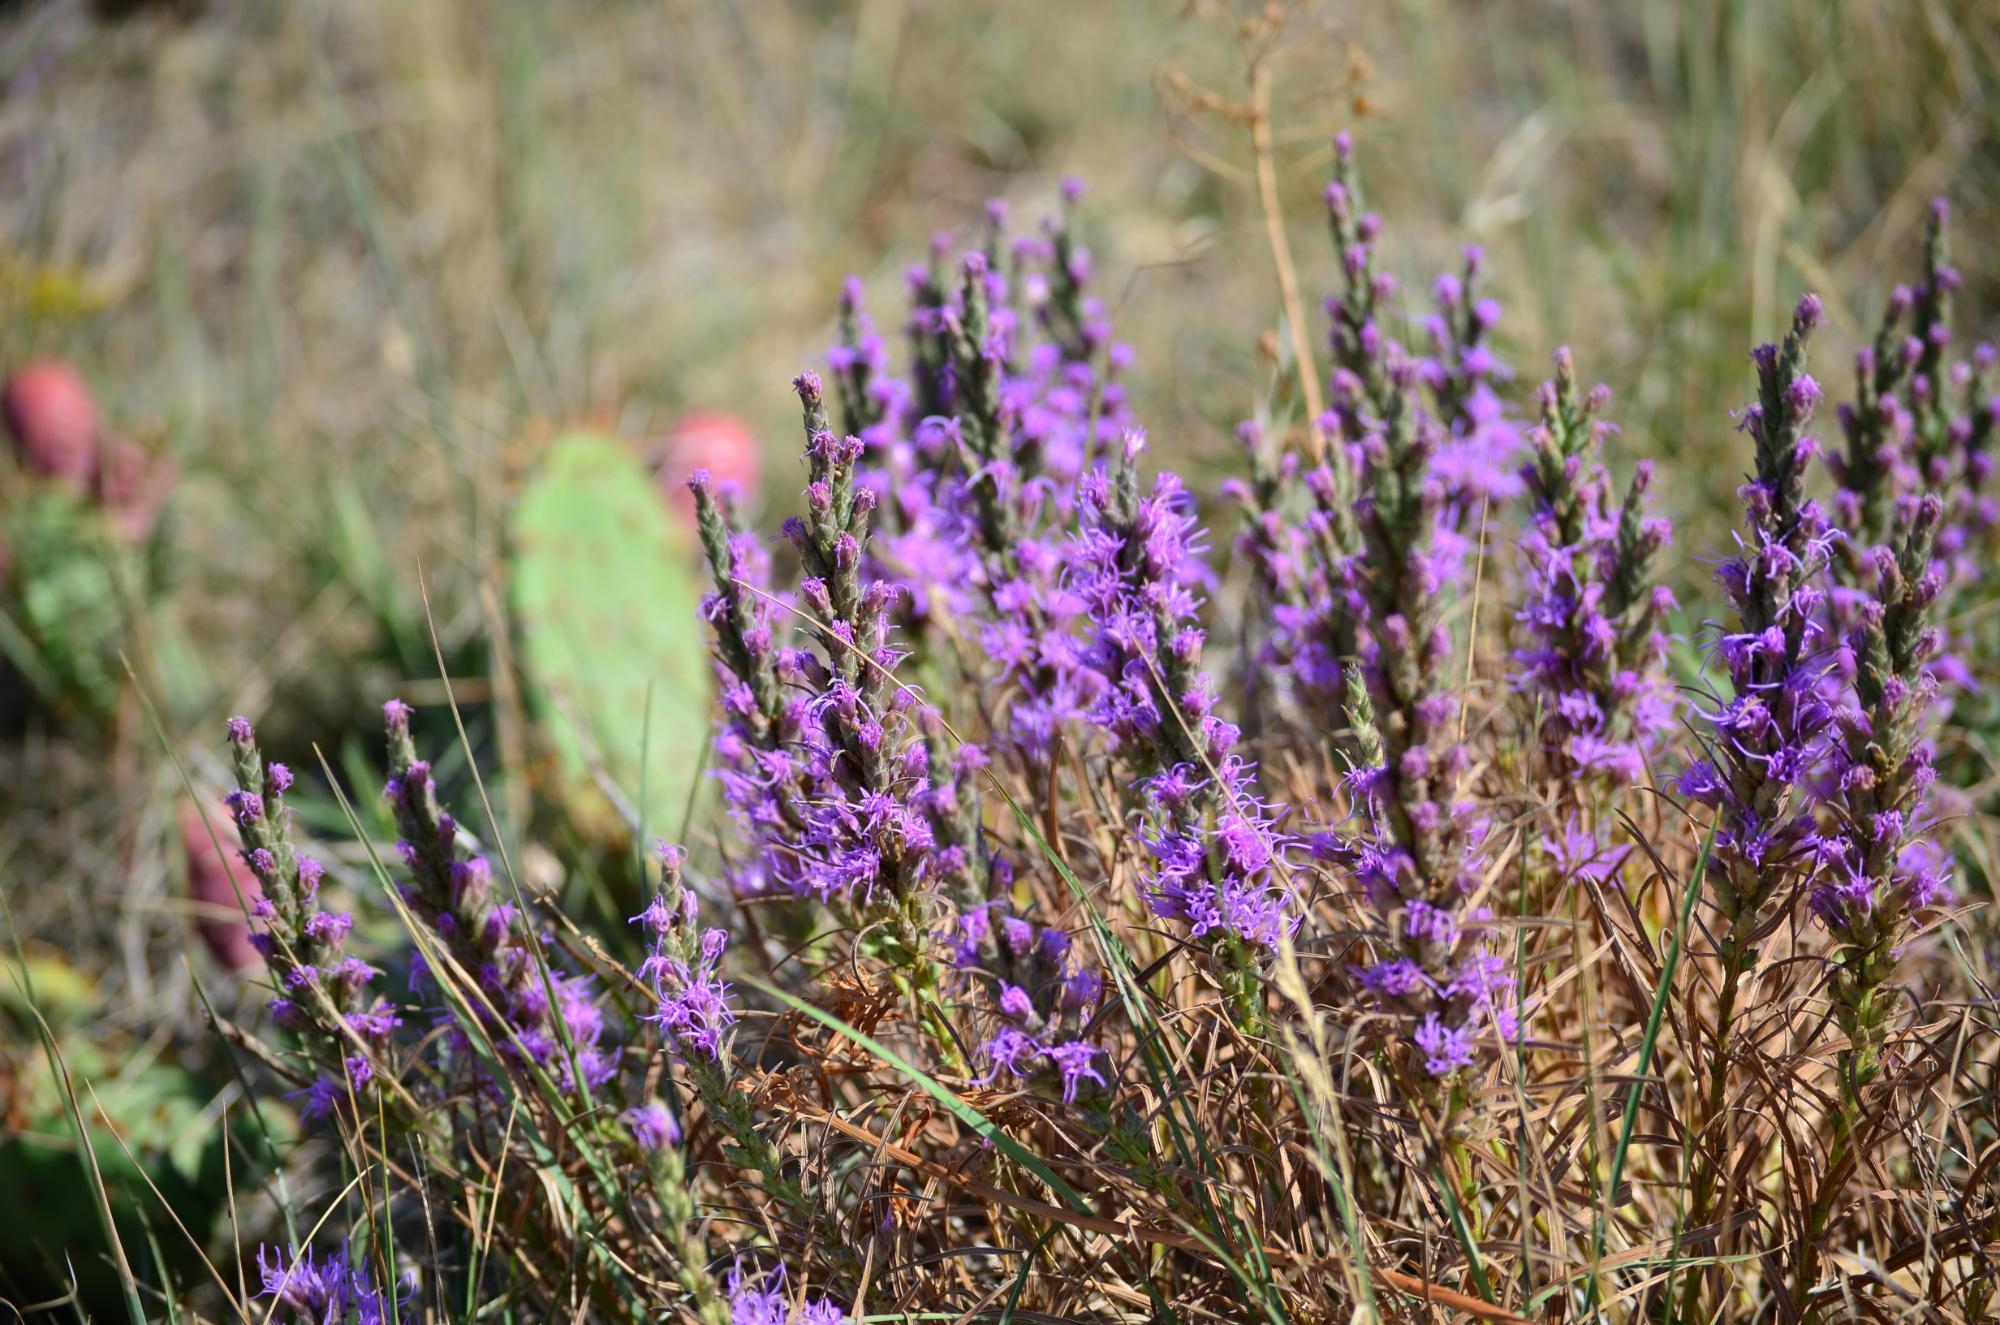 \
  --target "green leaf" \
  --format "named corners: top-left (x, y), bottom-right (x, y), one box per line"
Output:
top-left (508, 431), bottom-right (711, 843)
